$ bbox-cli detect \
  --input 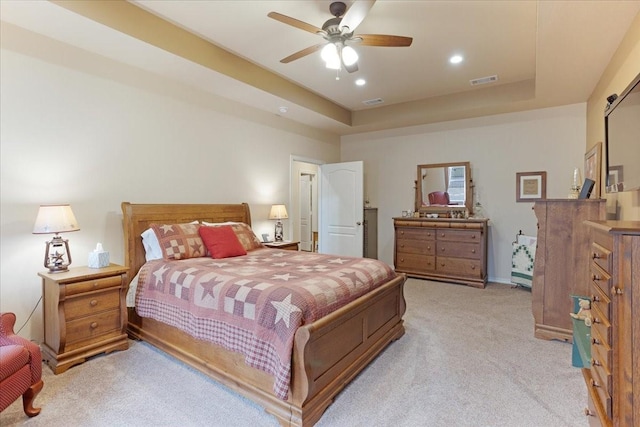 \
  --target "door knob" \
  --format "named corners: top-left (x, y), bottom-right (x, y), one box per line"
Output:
top-left (357, 222), bottom-right (362, 225)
